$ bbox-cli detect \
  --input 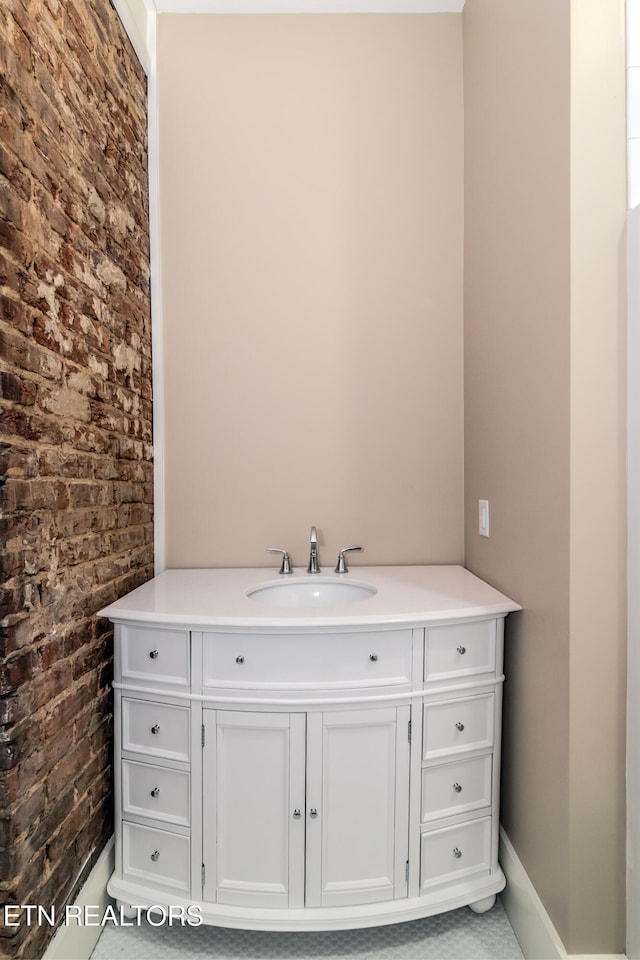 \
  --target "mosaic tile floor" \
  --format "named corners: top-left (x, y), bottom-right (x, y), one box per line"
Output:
top-left (91, 899), bottom-right (524, 959)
